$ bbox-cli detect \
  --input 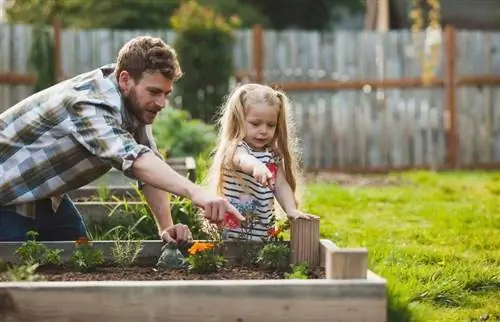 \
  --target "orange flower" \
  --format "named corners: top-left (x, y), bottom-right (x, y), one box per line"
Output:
top-left (267, 227), bottom-right (283, 238)
top-left (188, 242), bottom-right (215, 255)
top-left (75, 236), bottom-right (90, 246)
